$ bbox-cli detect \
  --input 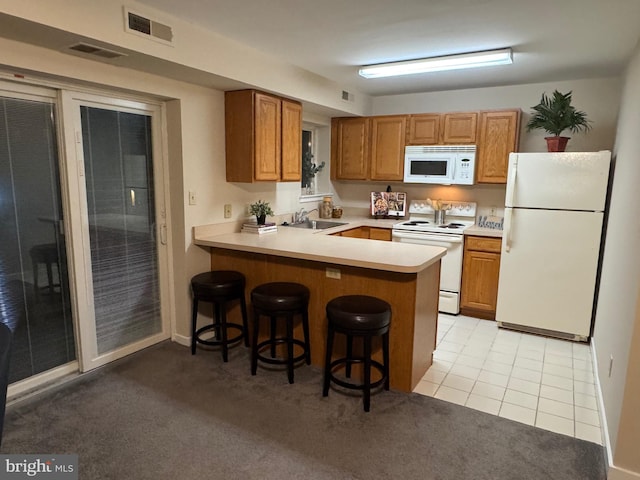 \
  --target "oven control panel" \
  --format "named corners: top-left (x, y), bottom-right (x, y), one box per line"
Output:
top-left (409, 200), bottom-right (476, 217)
